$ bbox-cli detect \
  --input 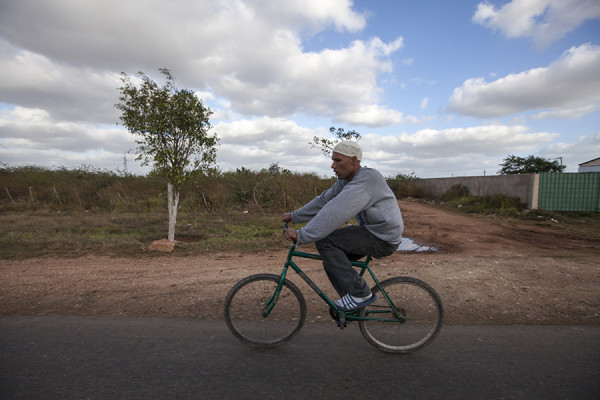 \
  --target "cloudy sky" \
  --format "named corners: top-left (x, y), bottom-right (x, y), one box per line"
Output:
top-left (1, 0), bottom-right (599, 178)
